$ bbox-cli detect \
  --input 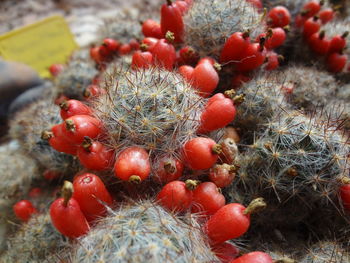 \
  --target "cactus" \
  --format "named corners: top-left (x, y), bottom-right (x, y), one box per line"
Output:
top-left (69, 199), bottom-right (218, 263)
top-left (300, 240), bottom-right (350, 263)
top-left (232, 72), bottom-right (287, 143)
top-left (276, 65), bottom-right (338, 111)
top-left (1, 212), bottom-right (68, 263)
top-left (54, 59), bottom-right (98, 100)
top-left (183, 0), bottom-right (266, 58)
top-left (92, 66), bottom-right (205, 161)
top-left (228, 110), bottom-right (350, 218)
top-left (9, 98), bottom-right (80, 176)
